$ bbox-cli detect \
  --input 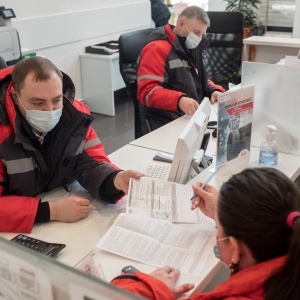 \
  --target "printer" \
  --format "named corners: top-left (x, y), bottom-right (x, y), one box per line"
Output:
top-left (0, 7), bottom-right (21, 66)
